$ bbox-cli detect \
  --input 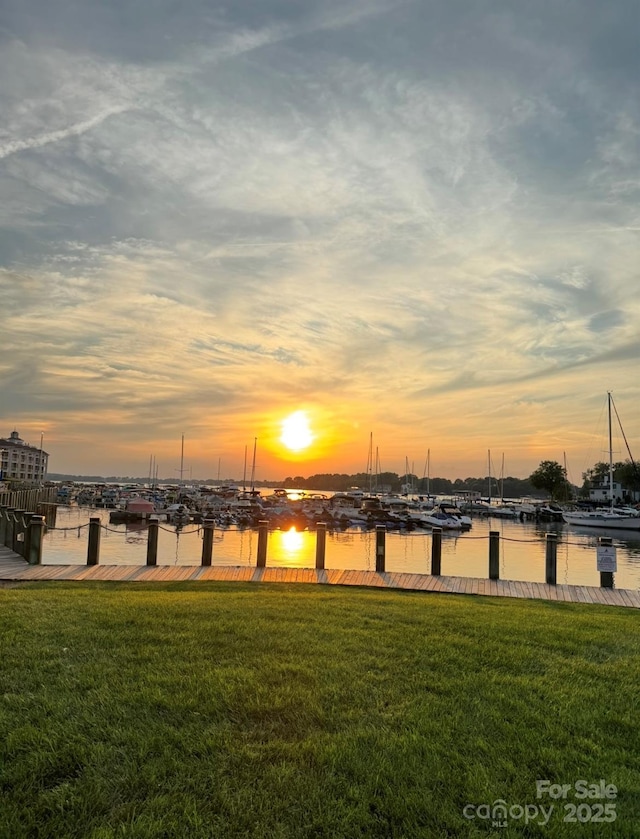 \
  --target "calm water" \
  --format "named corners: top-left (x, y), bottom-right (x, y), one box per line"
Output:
top-left (43, 506), bottom-right (640, 590)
